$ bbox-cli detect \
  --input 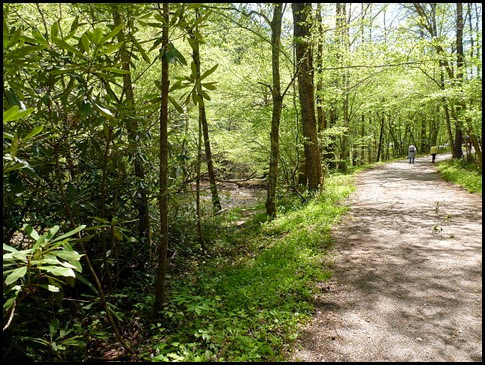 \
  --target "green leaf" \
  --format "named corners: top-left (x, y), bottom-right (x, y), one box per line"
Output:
top-left (52, 36), bottom-right (83, 57)
top-left (41, 265), bottom-right (76, 278)
top-left (168, 80), bottom-right (183, 92)
top-left (24, 224), bottom-right (40, 240)
top-left (102, 67), bottom-right (130, 74)
top-left (93, 103), bottom-right (115, 117)
top-left (97, 42), bottom-right (124, 57)
top-left (202, 82), bottom-right (217, 91)
top-left (47, 284), bottom-right (60, 292)
top-left (168, 96), bottom-right (184, 113)
top-left (101, 24), bottom-right (123, 44)
top-left (50, 225), bottom-right (86, 243)
top-left (51, 22), bottom-right (59, 38)
top-left (200, 64), bottom-right (218, 80)
top-left (50, 69), bottom-right (72, 75)
top-left (92, 28), bottom-right (103, 44)
top-left (70, 16), bottom-right (80, 32)
top-left (46, 225), bottom-right (60, 241)
top-left (7, 28), bottom-right (21, 49)
top-left (8, 108), bottom-right (35, 122)
top-left (49, 318), bottom-right (59, 339)
top-left (15, 44), bottom-right (47, 56)
top-left (81, 34), bottom-right (90, 53)
top-left (22, 125), bottom-right (44, 142)
top-left (3, 105), bottom-right (19, 122)
top-left (56, 250), bottom-right (82, 262)
top-left (3, 19), bottom-right (9, 49)
top-left (32, 29), bottom-right (48, 46)
top-left (12, 250), bottom-right (30, 263)
top-left (167, 42), bottom-right (187, 66)
top-left (199, 90), bottom-right (211, 101)
top-left (5, 266), bottom-right (27, 285)
top-left (3, 244), bottom-right (18, 253)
